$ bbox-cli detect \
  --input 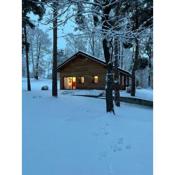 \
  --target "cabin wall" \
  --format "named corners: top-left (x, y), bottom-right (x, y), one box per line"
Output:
top-left (59, 55), bottom-right (106, 90)
top-left (58, 54), bottom-right (131, 90)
